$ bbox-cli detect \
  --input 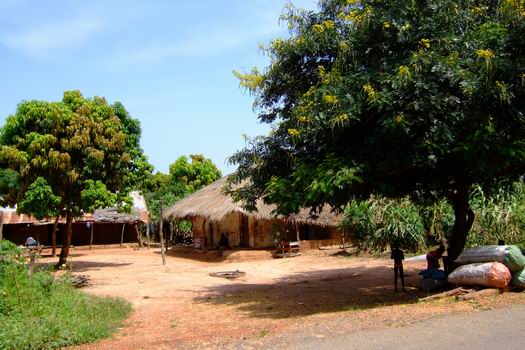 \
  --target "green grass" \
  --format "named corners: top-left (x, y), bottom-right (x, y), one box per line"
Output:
top-left (0, 241), bottom-right (131, 350)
